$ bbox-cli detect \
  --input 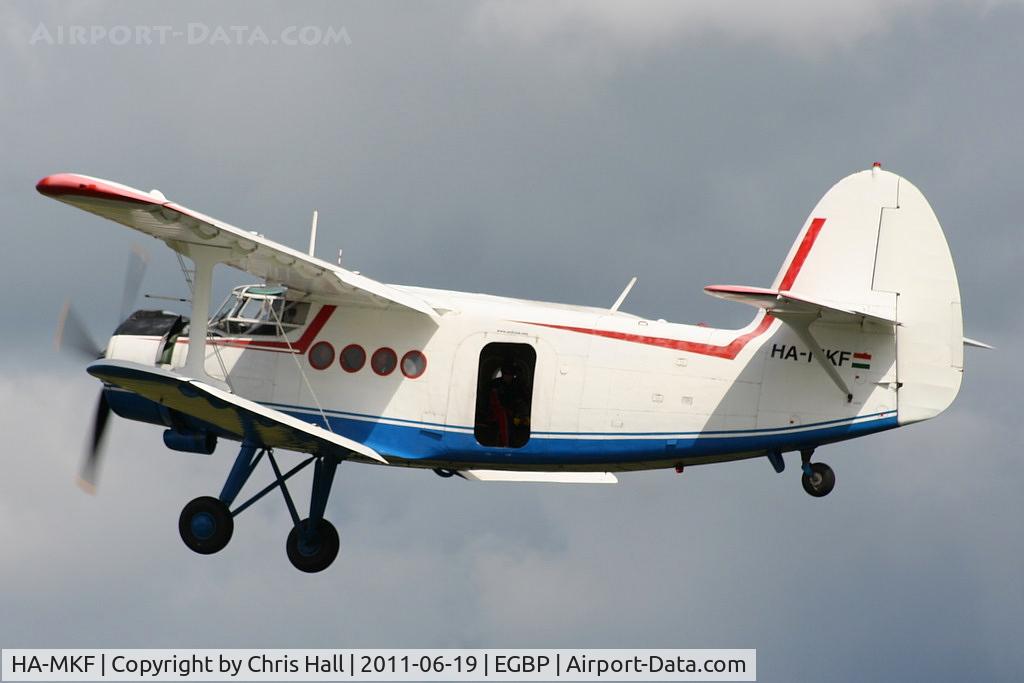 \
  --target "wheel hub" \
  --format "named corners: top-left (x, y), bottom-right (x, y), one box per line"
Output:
top-left (190, 512), bottom-right (215, 540)
top-left (297, 531), bottom-right (322, 557)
